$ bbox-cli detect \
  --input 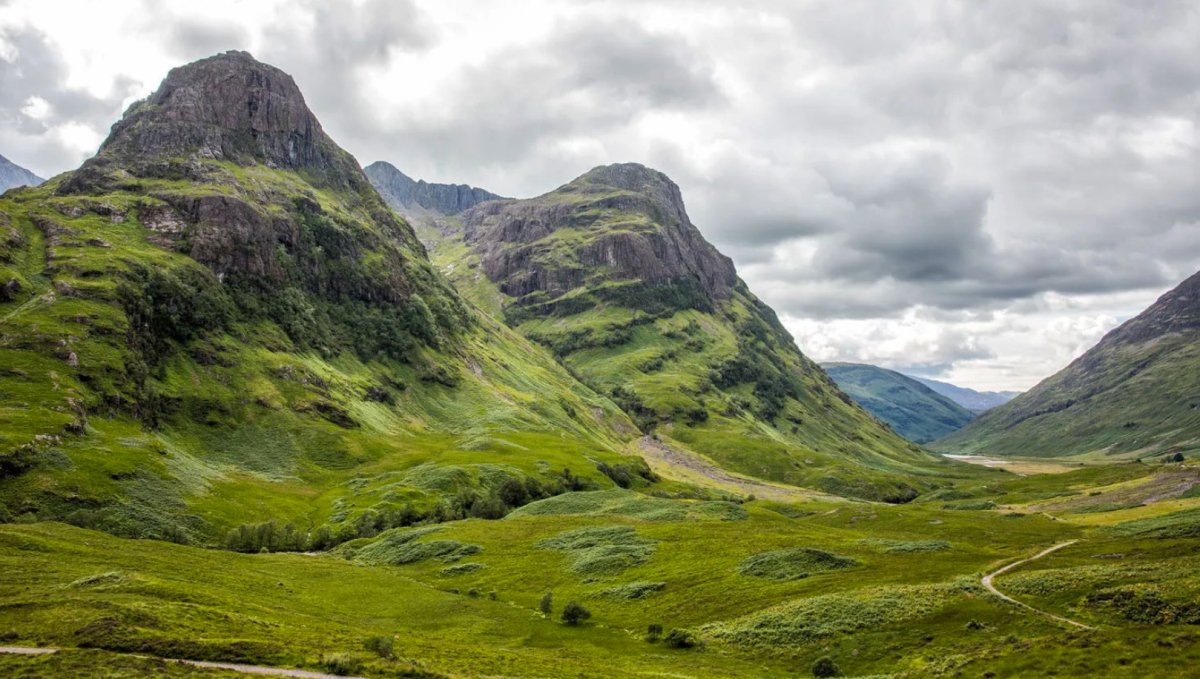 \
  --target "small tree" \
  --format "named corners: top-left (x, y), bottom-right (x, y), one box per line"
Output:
top-left (561, 601), bottom-right (591, 626)
top-left (539, 592), bottom-right (553, 617)
top-left (811, 656), bottom-right (842, 677)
